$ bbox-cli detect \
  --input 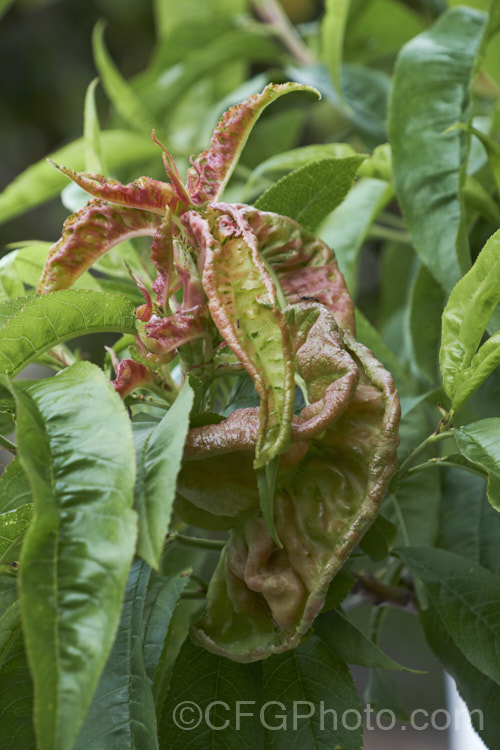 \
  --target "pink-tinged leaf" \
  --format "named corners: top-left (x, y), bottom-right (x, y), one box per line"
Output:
top-left (151, 132), bottom-right (193, 206)
top-left (49, 161), bottom-right (181, 215)
top-left (240, 205), bottom-right (356, 334)
top-left (111, 358), bottom-right (153, 398)
top-left (150, 212), bottom-right (177, 311)
top-left (140, 306), bottom-right (210, 360)
top-left (186, 82), bottom-right (319, 205)
top-left (38, 199), bottom-right (161, 293)
top-left (185, 203), bottom-right (295, 468)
